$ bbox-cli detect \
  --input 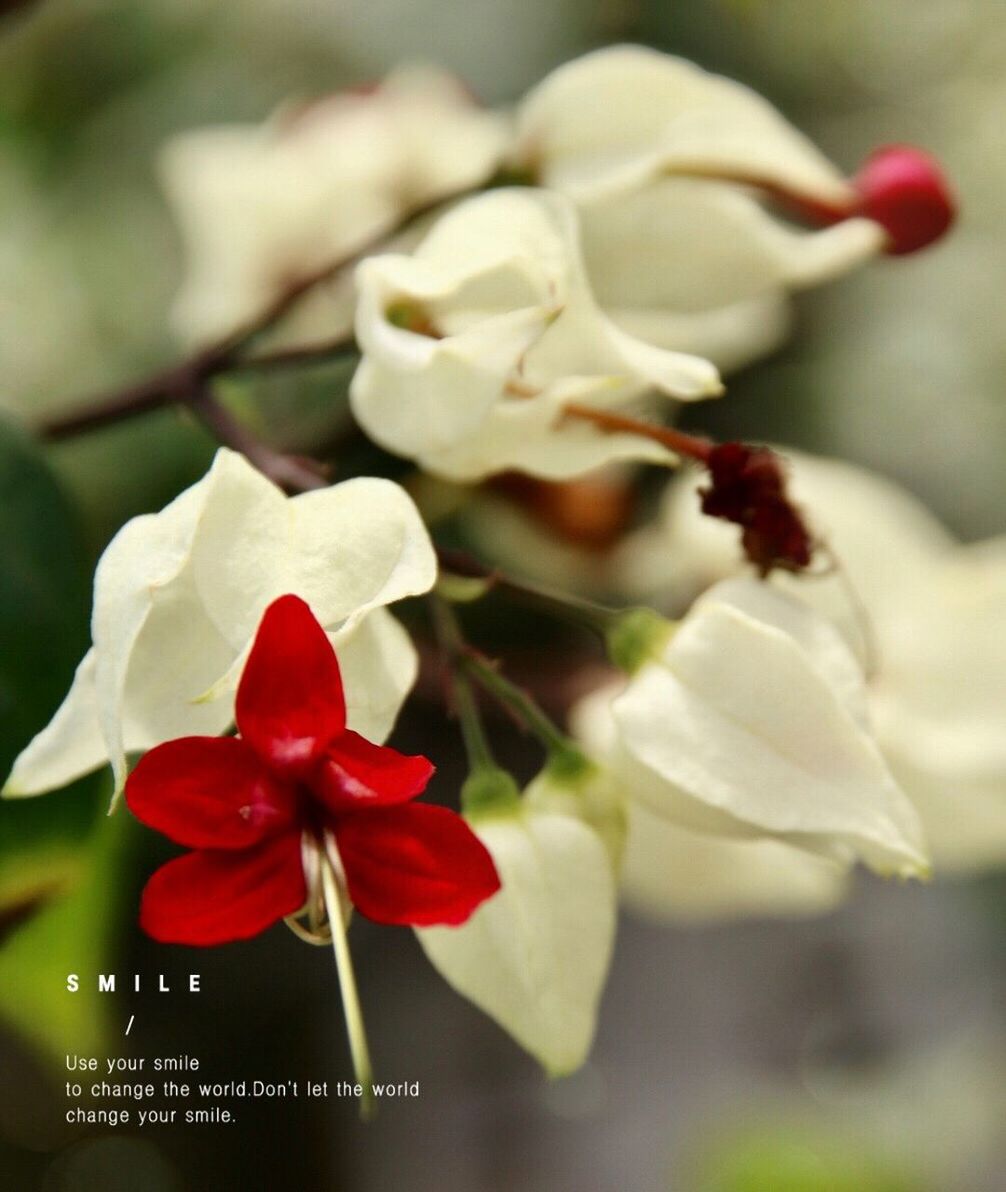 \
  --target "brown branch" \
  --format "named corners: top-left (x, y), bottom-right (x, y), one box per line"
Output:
top-left (230, 337), bottom-right (359, 375)
top-left (186, 384), bottom-right (330, 494)
top-left (34, 187), bottom-right (461, 442)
